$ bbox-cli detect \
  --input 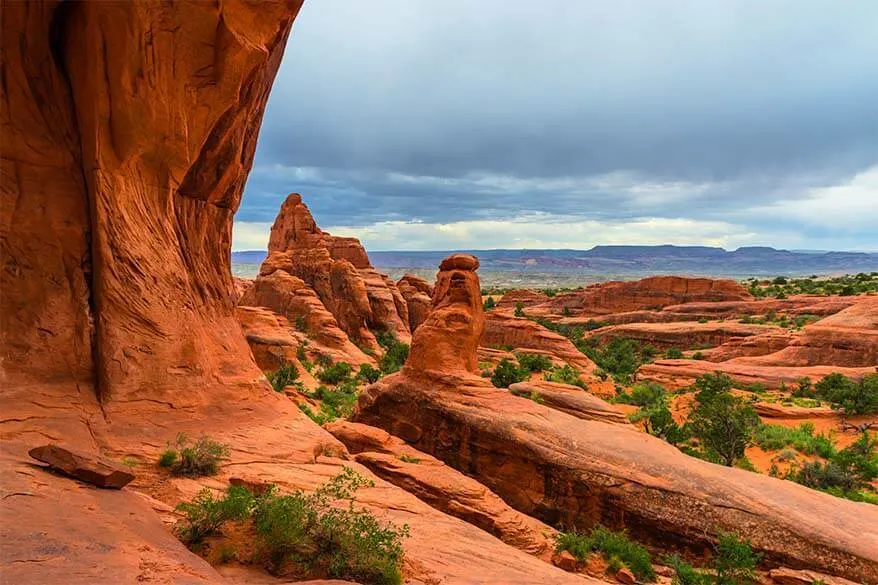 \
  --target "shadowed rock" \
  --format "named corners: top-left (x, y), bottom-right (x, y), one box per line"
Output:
top-left (29, 445), bottom-right (134, 489)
